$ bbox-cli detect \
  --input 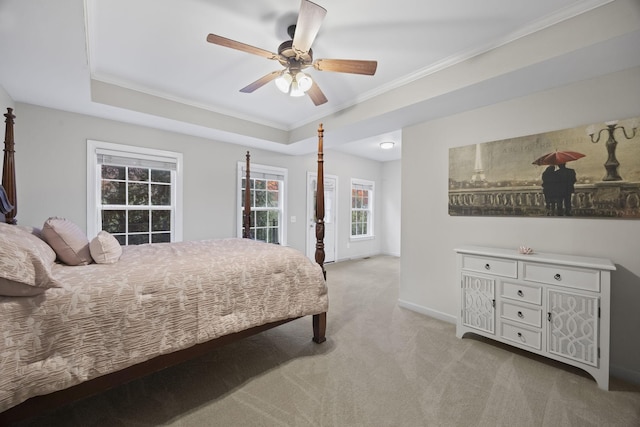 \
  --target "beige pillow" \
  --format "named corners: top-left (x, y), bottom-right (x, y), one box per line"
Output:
top-left (0, 222), bottom-right (59, 296)
top-left (89, 230), bottom-right (122, 264)
top-left (42, 217), bottom-right (93, 266)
